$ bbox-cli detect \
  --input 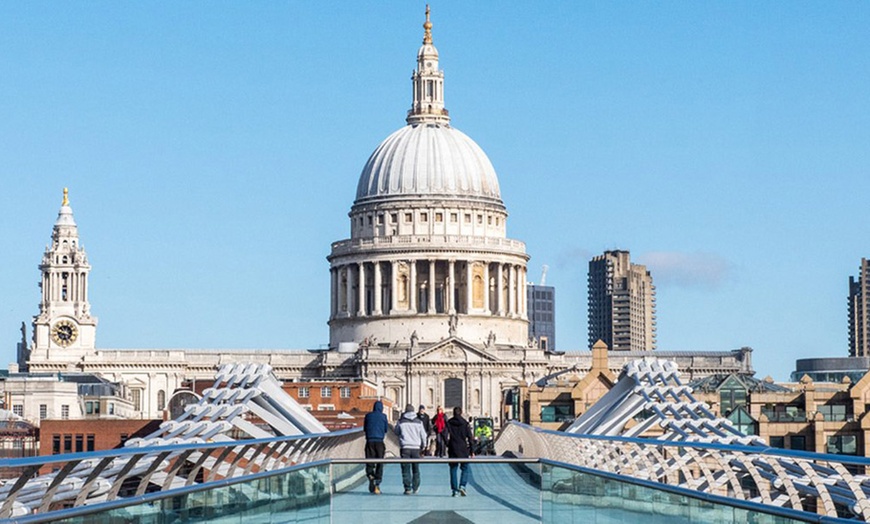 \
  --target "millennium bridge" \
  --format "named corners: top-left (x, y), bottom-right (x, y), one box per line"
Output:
top-left (2, 361), bottom-right (869, 523)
